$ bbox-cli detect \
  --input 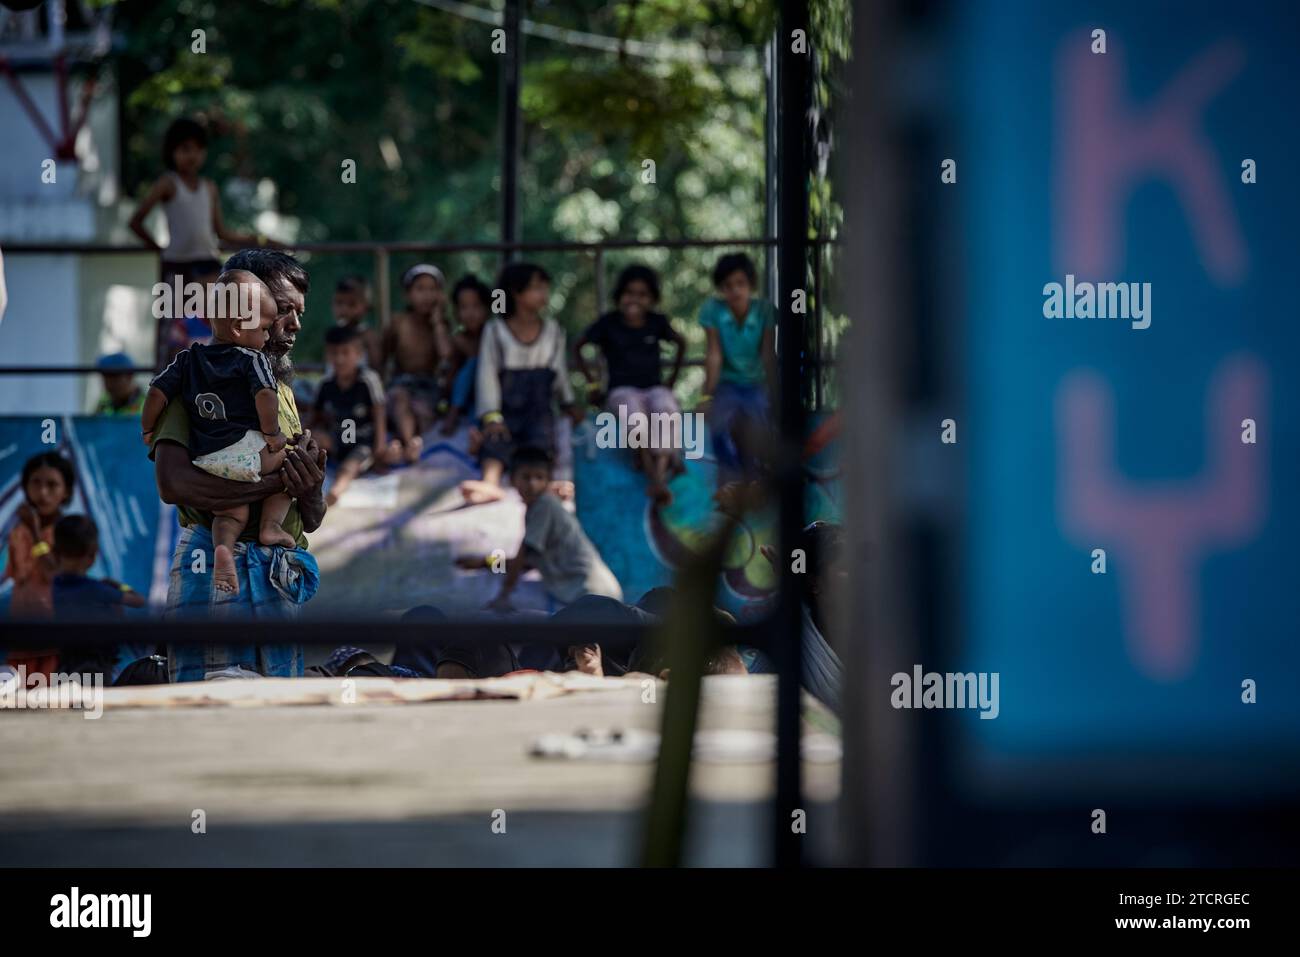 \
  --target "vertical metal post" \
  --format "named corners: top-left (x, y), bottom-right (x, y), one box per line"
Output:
top-left (500, 0), bottom-right (523, 265)
top-left (840, 0), bottom-right (915, 867)
top-left (813, 240), bottom-right (823, 411)
top-left (773, 0), bottom-right (810, 869)
top-left (764, 33), bottom-right (780, 302)
top-left (375, 247), bottom-right (391, 331)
